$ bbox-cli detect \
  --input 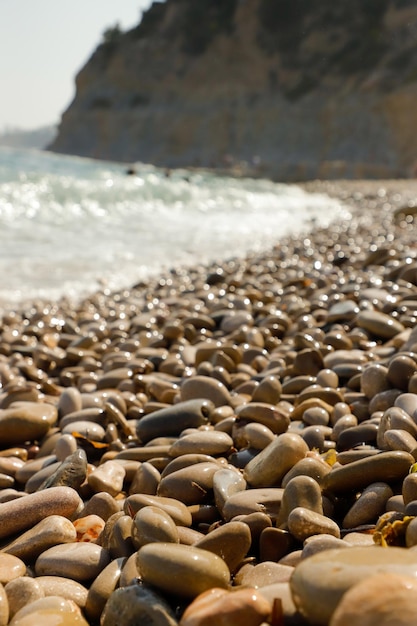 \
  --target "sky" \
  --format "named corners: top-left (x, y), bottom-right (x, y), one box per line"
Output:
top-left (0, 0), bottom-right (157, 131)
